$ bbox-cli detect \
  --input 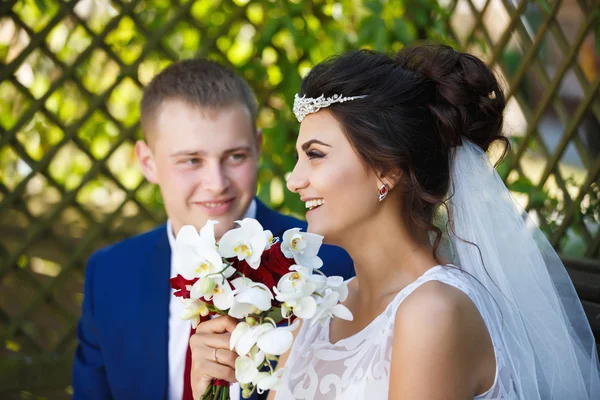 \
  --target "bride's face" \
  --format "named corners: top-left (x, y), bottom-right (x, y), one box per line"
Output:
top-left (287, 110), bottom-right (381, 243)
